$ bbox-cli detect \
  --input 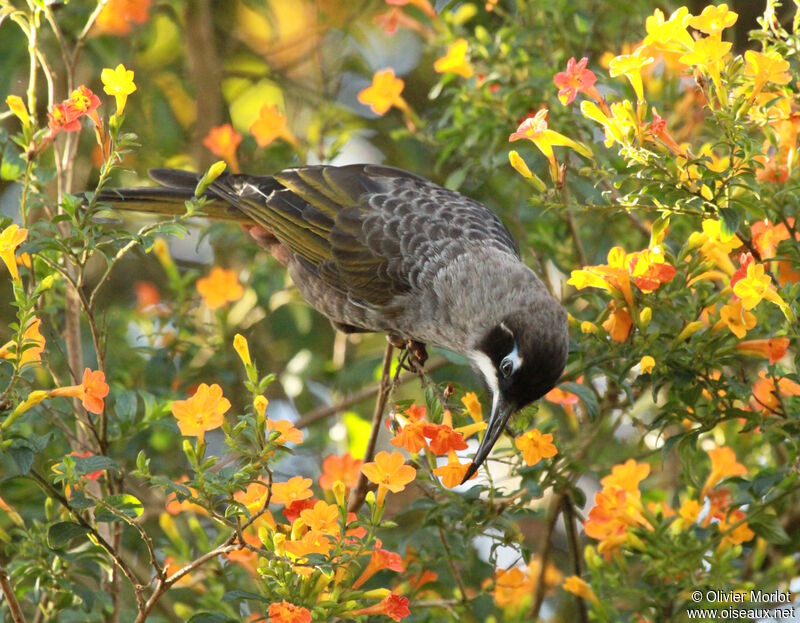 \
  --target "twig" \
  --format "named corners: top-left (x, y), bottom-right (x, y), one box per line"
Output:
top-left (437, 525), bottom-right (469, 604)
top-left (562, 495), bottom-right (589, 623)
top-left (0, 564), bottom-right (26, 623)
top-left (348, 343), bottom-right (394, 512)
top-left (529, 492), bottom-right (565, 620)
top-left (296, 357), bottom-right (448, 429)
